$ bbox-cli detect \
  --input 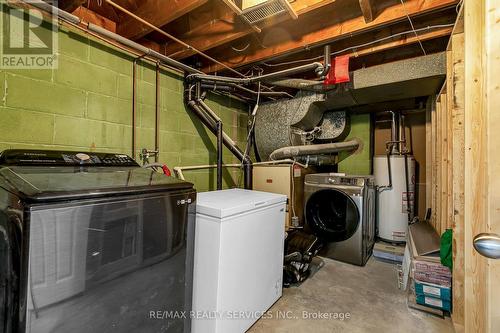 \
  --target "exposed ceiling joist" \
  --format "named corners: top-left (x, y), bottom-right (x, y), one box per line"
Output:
top-left (73, 6), bottom-right (117, 32)
top-left (117, 0), bottom-right (209, 40)
top-left (220, 0), bottom-right (262, 33)
top-left (260, 11), bottom-right (455, 68)
top-left (337, 26), bottom-right (452, 59)
top-left (58, 0), bottom-right (86, 13)
top-left (221, 0), bottom-right (243, 14)
top-left (358, 0), bottom-right (374, 23)
top-left (163, 0), bottom-right (335, 60)
top-left (282, 0), bottom-right (299, 20)
top-left (203, 0), bottom-right (458, 73)
top-left (256, 26), bottom-right (452, 75)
